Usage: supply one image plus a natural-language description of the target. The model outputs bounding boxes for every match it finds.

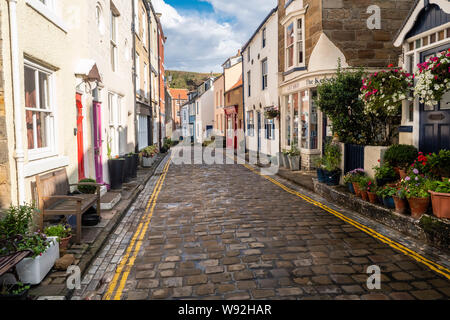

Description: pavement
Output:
[71,148,450,300]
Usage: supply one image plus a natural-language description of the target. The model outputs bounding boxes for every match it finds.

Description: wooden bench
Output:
[35,169,102,244]
[0,237,32,279]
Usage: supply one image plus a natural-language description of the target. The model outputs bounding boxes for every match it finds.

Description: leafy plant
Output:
[428,179,450,194]
[264,107,280,119]
[359,176,375,192]
[77,178,97,194]
[0,282,30,296]
[384,144,418,169]
[106,135,113,160]
[140,145,159,158]
[0,204,36,240]
[427,150,450,178]
[323,143,341,172]
[44,224,72,241]
[288,145,300,157]
[343,168,366,184]
[376,185,398,198]
[313,157,325,169]
[400,168,431,199]
[373,163,397,180]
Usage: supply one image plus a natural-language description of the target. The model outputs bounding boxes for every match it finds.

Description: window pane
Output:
[293,93,299,147]
[301,91,309,149]
[310,91,318,149]
[24,66,36,109]
[26,110,34,149]
[297,19,304,64]
[285,96,291,146]
[35,111,49,149]
[39,72,50,109]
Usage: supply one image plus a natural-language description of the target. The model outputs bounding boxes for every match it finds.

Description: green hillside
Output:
[166,70,221,91]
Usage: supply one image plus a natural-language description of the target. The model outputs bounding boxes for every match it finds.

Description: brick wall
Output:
[0,8,11,208]
[322,0,415,67]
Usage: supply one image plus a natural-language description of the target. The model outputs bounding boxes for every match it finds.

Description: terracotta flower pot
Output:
[394,167,401,177]
[59,235,72,251]
[352,182,361,197]
[360,190,369,201]
[367,191,378,204]
[399,169,407,180]
[407,197,430,220]
[393,196,409,215]
[429,191,450,219]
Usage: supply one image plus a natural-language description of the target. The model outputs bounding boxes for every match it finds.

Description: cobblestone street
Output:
[73,152,450,300]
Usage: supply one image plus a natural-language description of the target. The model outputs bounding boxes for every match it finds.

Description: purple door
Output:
[93,101,104,184]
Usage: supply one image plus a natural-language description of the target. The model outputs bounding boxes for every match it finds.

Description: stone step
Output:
[100,192,121,211]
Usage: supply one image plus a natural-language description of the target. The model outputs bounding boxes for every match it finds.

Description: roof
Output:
[168,88,188,100]
[225,75,243,94]
[241,6,278,53]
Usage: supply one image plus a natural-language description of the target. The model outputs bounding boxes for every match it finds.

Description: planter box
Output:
[430,191,450,219]
[142,157,155,168]
[288,155,300,171]
[16,237,59,285]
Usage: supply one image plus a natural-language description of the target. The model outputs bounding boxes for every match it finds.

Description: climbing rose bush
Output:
[360,66,414,116]
[415,49,450,107]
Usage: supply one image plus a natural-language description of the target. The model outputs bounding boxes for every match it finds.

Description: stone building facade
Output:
[277,0,415,170]
[0,9,11,208]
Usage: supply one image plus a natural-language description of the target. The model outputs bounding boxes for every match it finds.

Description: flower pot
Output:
[393,196,409,215]
[59,235,72,252]
[407,197,430,220]
[288,155,300,171]
[429,191,450,219]
[399,169,407,180]
[108,159,125,190]
[347,183,355,194]
[376,177,396,187]
[324,170,341,186]
[130,154,139,178]
[122,156,133,183]
[282,154,289,168]
[382,196,395,209]
[16,237,59,285]
[394,167,401,177]
[360,190,369,201]
[0,285,30,301]
[352,182,361,197]
[142,156,155,168]
[317,168,327,183]
[368,191,378,204]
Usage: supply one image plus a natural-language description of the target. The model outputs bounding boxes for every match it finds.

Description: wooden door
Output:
[419,45,450,153]
[76,94,85,180]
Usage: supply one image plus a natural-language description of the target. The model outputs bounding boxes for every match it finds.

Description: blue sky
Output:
[153,0,277,73]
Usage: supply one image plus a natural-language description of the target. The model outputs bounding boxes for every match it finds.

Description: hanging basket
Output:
[264,108,279,119]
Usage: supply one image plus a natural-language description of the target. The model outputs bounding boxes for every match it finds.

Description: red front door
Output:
[76,93,85,180]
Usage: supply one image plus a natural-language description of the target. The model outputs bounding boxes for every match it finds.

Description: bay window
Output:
[286,23,294,68]
[24,62,55,158]
[284,16,306,71]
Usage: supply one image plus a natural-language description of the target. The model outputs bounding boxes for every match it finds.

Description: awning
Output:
[75,59,102,82]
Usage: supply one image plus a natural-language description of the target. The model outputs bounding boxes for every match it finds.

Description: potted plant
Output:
[357,176,372,201]
[344,169,365,194]
[140,145,159,168]
[281,150,290,169]
[77,178,97,194]
[428,179,450,219]
[44,224,72,253]
[383,145,418,178]
[376,185,397,209]
[364,178,378,204]
[287,145,301,171]
[373,162,397,187]
[323,143,342,186]
[106,137,125,190]
[402,169,431,220]
[427,150,450,180]
[127,152,139,179]
[0,282,30,301]
[264,107,280,119]
[393,185,409,215]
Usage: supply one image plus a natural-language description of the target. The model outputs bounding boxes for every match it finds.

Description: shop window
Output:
[300,91,308,149]
[285,96,291,146]
[438,30,445,41]
[430,33,436,44]
[310,91,318,150]
[293,93,299,147]
[422,36,428,46]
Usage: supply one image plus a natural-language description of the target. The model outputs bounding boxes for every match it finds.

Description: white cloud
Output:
[152,0,277,73]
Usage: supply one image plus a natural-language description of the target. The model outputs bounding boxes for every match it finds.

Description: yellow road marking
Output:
[103,158,172,300]
[239,161,450,280]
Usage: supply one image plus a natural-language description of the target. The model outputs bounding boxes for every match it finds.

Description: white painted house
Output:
[242,7,279,158]
[194,78,215,144]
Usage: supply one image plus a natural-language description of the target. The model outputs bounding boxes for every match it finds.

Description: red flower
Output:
[388,64,394,68]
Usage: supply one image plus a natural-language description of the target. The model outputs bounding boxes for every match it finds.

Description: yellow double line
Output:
[242,163,450,280]
[103,157,172,300]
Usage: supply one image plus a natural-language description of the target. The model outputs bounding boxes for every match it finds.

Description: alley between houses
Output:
[72,151,450,300]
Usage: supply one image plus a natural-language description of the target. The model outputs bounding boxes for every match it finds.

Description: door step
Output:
[100,192,122,210]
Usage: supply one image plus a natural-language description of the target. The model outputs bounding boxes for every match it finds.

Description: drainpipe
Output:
[8,0,25,205]
[241,53,247,154]
[156,26,161,149]
[132,0,138,153]
[147,4,153,146]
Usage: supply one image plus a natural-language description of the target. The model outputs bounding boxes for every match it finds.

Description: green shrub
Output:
[0,204,36,240]
[78,178,97,194]
[373,163,397,180]
[44,224,72,240]
[323,143,341,171]
[384,144,418,169]
[427,150,450,178]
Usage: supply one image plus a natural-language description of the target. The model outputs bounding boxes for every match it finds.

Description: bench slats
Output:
[0,251,31,277]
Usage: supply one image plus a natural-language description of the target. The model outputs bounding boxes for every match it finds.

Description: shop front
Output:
[280,74,334,170]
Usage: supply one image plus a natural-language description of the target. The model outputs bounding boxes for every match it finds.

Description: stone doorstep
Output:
[29,154,167,300]
[312,179,450,253]
[100,192,122,211]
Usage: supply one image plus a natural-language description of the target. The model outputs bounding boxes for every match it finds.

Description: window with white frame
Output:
[264,117,275,140]
[247,111,255,136]
[144,63,148,98]
[142,10,147,47]
[108,92,123,156]
[262,27,266,48]
[110,10,118,72]
[136,53,140,94]
[286,23,294,68]
[297,18,304,65]
[262,59,268,90]
[24,62,55,157]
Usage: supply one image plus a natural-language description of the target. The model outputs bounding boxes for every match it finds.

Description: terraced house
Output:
[277,0,415,170]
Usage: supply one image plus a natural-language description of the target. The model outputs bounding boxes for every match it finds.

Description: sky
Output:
[152,0,277,73]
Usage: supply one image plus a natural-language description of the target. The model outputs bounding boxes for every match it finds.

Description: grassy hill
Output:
[166,70,221,91]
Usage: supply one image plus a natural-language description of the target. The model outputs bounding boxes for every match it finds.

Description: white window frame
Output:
[286,22,295,69]
[262,27,266,48]
[108,92,123,157]
[247,71,251,97]
[284,15,306,71]
[144,63,149,98]
[247,111,255,137]
[24,60,56,161]
[26,0,67,32]
[136,53,140,95]
[110,10,118,72]
[297,18,305,66]
[262,59,268,90]
[142,10,148,48]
